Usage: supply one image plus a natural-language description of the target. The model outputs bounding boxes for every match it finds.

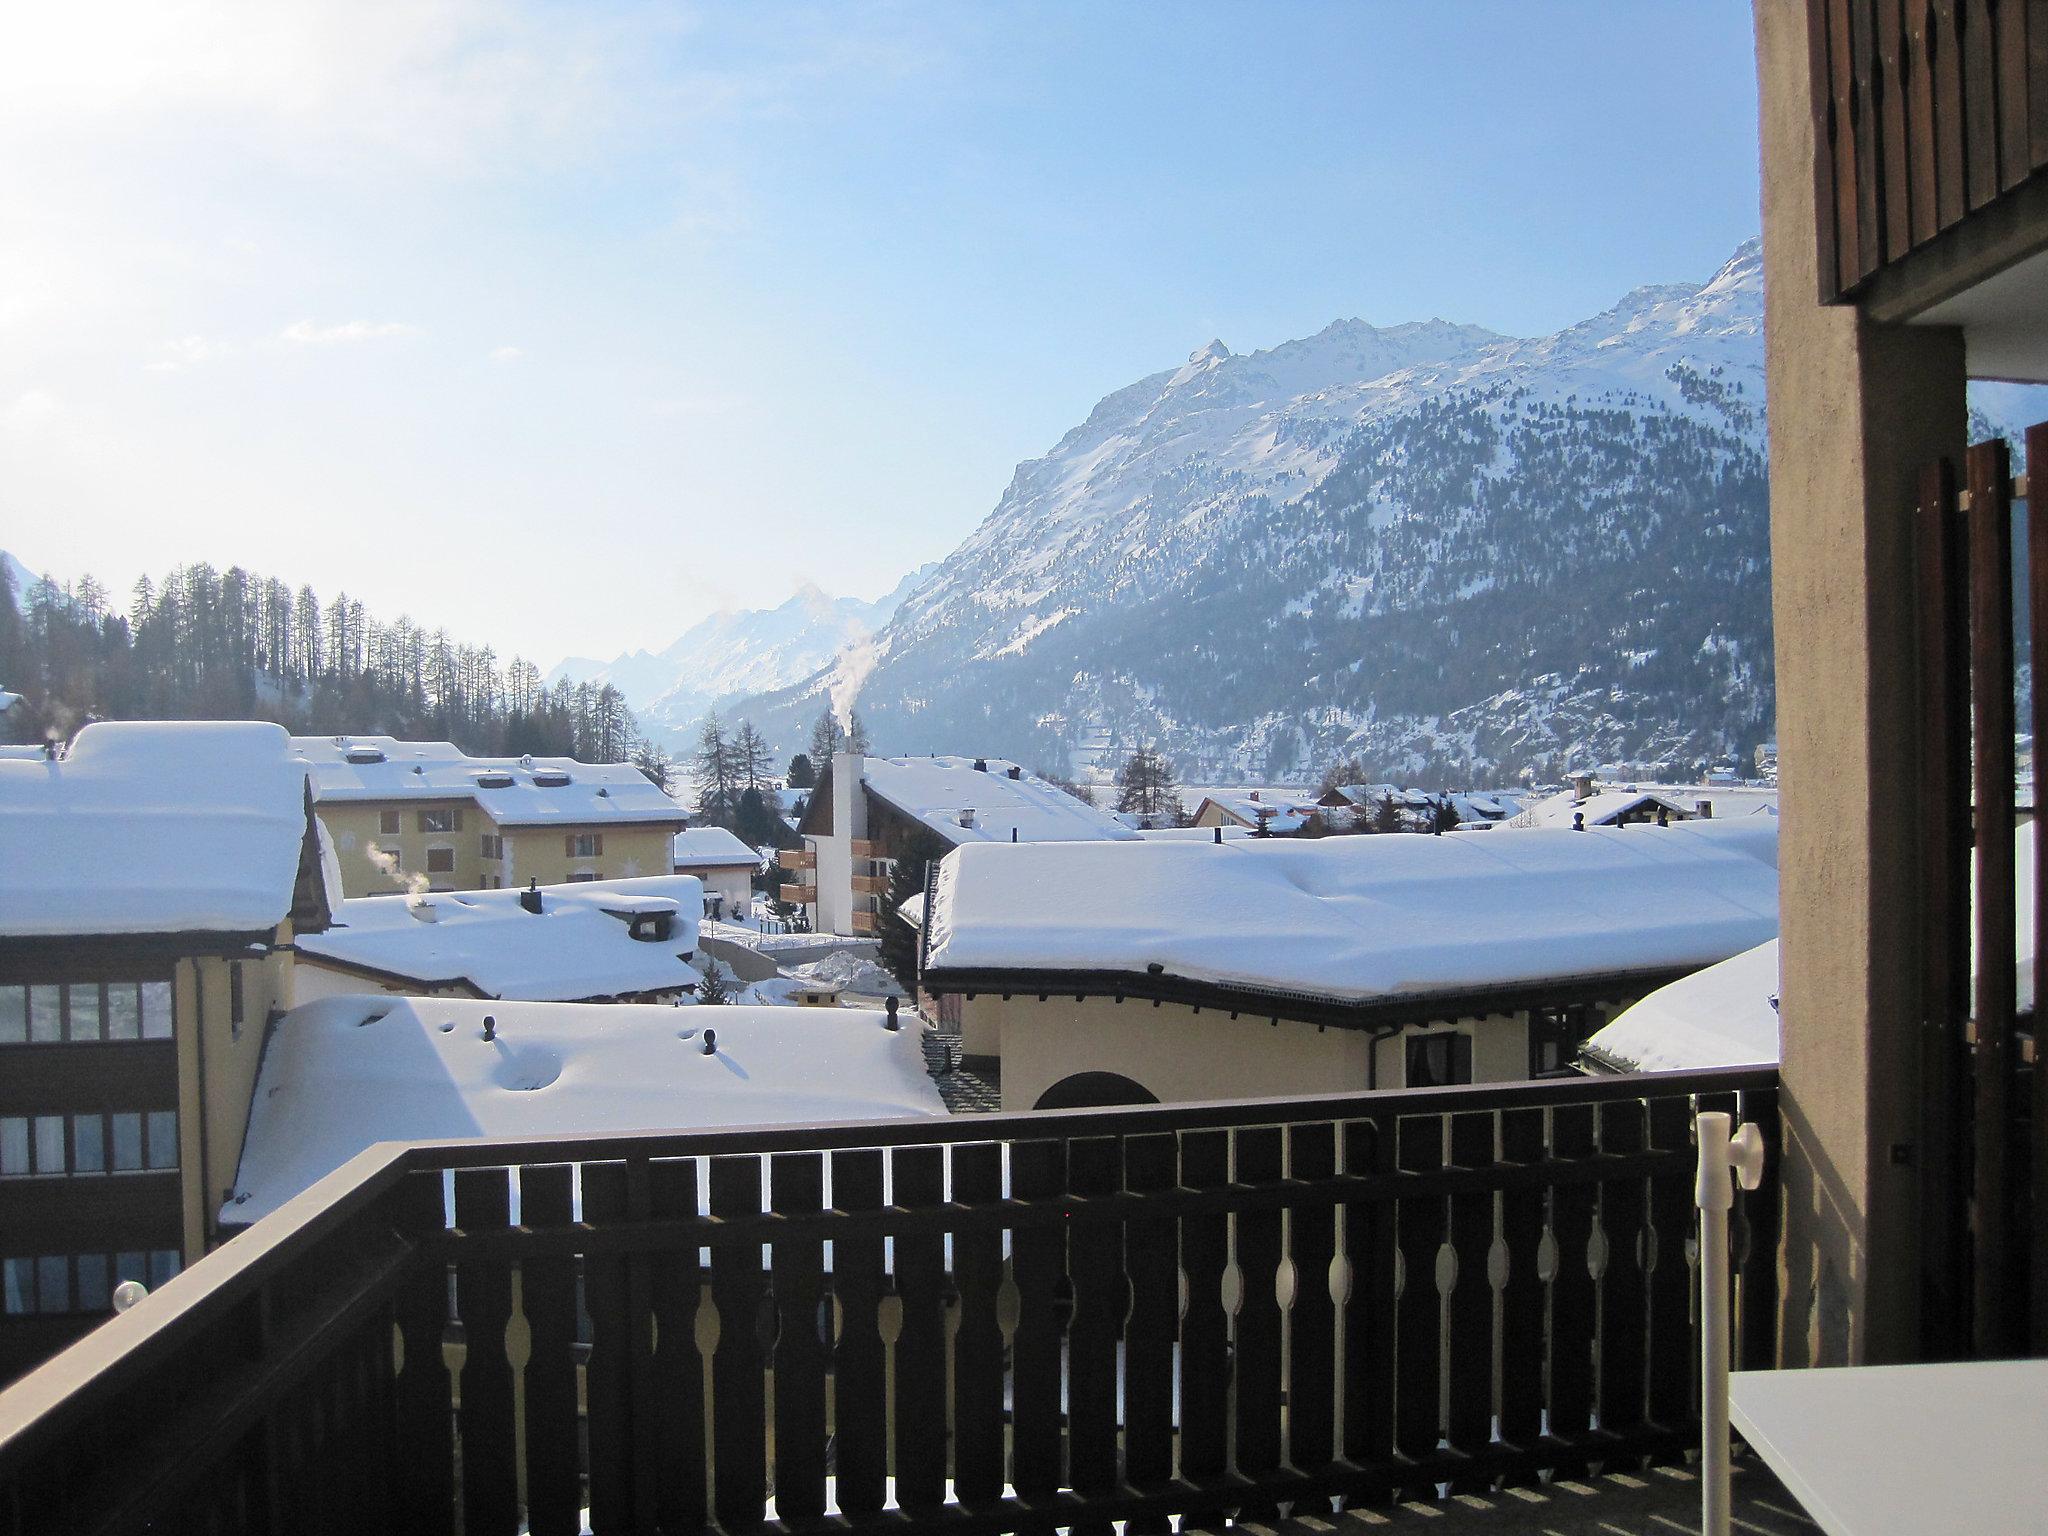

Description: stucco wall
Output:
[960,993,1533,1111]
[500,824,679,889]
[316,800,484,895]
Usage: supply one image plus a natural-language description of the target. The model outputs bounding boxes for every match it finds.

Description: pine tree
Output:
[632,737,674,793]
[733,719,774,791]
[878,828,947,996]
[1372,793,1404,834]
[697,958,732,1004]
[785,752,816,788]
[1114,746,1179,820]
[810,709,844,765]
[846,710,872,755]
[691,713,740,826]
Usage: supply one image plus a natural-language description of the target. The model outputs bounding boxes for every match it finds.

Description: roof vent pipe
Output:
[702,1028,717,1056]
[520,879,542,915]
[1007,766,1021,780]
[1011,827,1019,842]
[482,1015,496,1042]
[1214,826,1223,844]
[885,996,900,1031]
[1573,811,1585,831]
[973,758,987,772]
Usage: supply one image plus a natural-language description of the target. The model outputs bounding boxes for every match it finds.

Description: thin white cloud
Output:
[145,334,228,372]
[0,389,60,433]
[278,319,417,346]
[489,344,523,364]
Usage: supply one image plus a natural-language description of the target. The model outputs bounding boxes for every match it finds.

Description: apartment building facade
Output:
[0,722,335,1381]
[292,737,687,898]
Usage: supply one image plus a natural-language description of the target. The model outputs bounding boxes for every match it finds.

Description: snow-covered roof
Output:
[0,689,20,714]
[672,826,764,869]
[297,876,705,1001]
[292,736,686,828]
[860,756,1138,847]
[1509,783,1778,830]
[225,995,947,1226]
[0,720,323,938]
[1135,825,1255,842]
[1580,940,1781,1073]
[1585,821,2040,1072]
[1195,794,1314,833]
[925,819,1780,1009]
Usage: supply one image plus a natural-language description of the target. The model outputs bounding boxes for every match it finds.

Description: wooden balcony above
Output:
[850,909,880,934]
[1811,0,2048,312]
[778,882,816,905]
[776,848,815,871]
[850,874,888,896]
[848,838,879,858]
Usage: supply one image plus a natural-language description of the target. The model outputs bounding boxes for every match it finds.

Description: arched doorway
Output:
[1032,1071,1159,1111]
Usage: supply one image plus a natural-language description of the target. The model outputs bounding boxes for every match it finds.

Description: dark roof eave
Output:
[917,963,1697,1032]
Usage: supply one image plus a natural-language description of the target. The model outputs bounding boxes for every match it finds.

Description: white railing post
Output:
[1696,1108,1765,1536]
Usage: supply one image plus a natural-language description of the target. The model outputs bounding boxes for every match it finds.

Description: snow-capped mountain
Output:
[1,550,39,608]
[734,243,1780,783]
[550,567,935,749]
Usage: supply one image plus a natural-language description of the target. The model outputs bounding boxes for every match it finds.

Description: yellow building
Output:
[0,722,336,1380]
[291,737,688,898]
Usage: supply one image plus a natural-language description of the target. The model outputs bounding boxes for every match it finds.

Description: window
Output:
[1405,1031,1473,1089]
[567,832,603,858]
[0,985,23,1044]
[229,962,245,1038]
[147,1110,178,1170]
[33,1116,64,1175]
[36,1256,68,1314]
[568,871,600,883]
[110,1113,143,1172]
[480,833,503,860]
[141,981,173,1039]
[420,808,460,834]
[1529,1005,1593,1076]
[75,1253,110,1312]
[72,1114,105,1173]
[425,847,455,874]
[3,1258,31,1316]
[29,985,61,1042]
[115,1252,148,1288]
[105,982,141,1040]
[66,983,102,1041]
[0,1117,27,1176]
[379,809,401,836]
[149,1250,181,1287]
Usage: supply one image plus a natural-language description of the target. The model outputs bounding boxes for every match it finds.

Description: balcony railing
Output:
[777,849,816,872]
[0,1068,1779,1536]
[851,874,889,896]
[780,883,817,905]
[850,910,880,934]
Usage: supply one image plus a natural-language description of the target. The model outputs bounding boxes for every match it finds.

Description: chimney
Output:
[1214,826,1223,844]
[1696,800,1714,819]
[1007,765,1021,780]
[1571,772,1595,801]
[1011,827,1018,842]
[519,878,542,914]
[959,808,977,830]
[973,757,987,772]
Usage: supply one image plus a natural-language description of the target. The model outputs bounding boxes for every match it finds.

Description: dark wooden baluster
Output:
[770,1153,829,1524]
[1120,1132,1178,1534]
[1906,0,1940,245]
[1969,434,2018,1355]
[949,1143,1007,1512]
[453,1170,518,1536]
[2032,422,2048,1352]
[1644,1098,1695,1433]
[1964,0,2000,209]
[1735,1085,1783,1373]
[1547,1104,1599,1470]
[1595,1099,1649,1444]
[1932,1,1968,229]
[648,1158,706,1535]
[1876,0,1911,260]
[709,1156,768,1534]
[1340,1116,1397,1506]
[391,1169,456,1536]
[1496,1106,1545,1464]
[519,1165,582,1536]
[1996,0,2032,186]
[582,1162,634,1533]
[1850,0,1881,274]
[1177,1129,1231,1527]
[1066,1136,1122,1536]
[1393,1115,1445,1489]
[1233,1126,1285,1518]
[1008,1139,1068,1533]
[1285,1122,1337,1511]
[890,1144,948,1520]
[829,1149,887,1524]
[1445,1110,1495,1479]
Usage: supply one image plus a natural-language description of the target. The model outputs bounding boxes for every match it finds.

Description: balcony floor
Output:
[1259,1460,1816,1535]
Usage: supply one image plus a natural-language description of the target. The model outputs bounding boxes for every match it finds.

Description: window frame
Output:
[1404,1029,1474,1089]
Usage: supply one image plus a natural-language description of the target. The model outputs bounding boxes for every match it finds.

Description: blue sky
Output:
[0,2,1762,664]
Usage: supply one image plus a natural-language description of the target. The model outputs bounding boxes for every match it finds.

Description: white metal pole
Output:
[1697,1109,1765,1536]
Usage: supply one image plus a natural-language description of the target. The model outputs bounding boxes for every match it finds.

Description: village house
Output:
[670,826,763,920]
[1187,790,1318,835]
[0,722,336,1379]
[919,817,1780,1110]
[292,736,688,897]
[1505,771,1779,831]
[785,751,1136,937]
[292,875,706,1005]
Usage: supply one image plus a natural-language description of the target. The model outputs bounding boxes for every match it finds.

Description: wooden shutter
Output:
[594,833,604,857]
[565,834,575,858]
[454,808,464,832]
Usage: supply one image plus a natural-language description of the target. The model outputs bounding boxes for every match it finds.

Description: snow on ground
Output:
[926,818,1779,1004]
[1587,822,2038,1071]
[790,949,905,999]
[224,995,946,1227]
[861,756,1138,846]
[0,720,317,937]
[297,876,704,1001]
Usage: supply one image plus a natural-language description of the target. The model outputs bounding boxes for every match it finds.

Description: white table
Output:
[1730,1358,2048,1536]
